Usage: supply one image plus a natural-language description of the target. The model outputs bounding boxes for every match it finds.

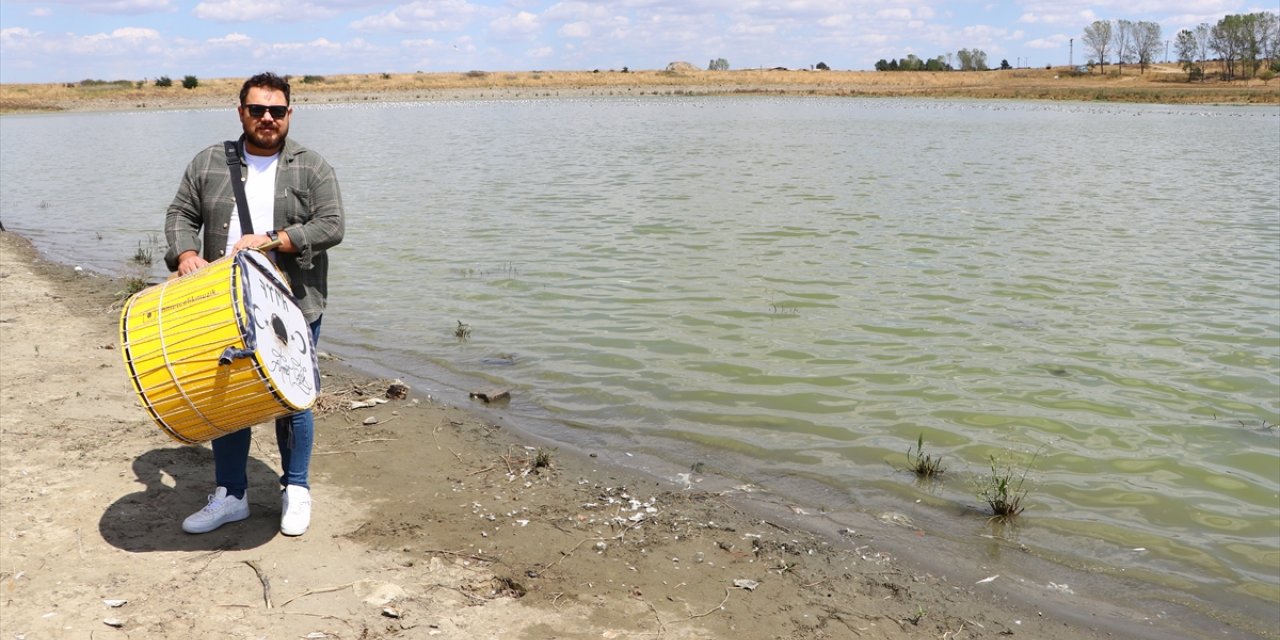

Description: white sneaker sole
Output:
[182,509,250,534]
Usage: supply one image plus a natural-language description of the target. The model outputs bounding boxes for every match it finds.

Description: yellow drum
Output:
[119,250,319,444]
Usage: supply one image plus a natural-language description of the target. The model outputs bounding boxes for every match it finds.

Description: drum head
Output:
[237,251,318,410]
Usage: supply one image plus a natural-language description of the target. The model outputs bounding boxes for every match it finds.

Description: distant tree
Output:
[1260,69,1276,85]
[1134,21,1162,74]
[1176,29,1204,81]
[155,76,172,87]
[1083,20,1113,72]
[1000,59,1012,70]
[1262,13,1280,69]
[1113,19,1134,72]
[955,49,988,71]
[1239,13,1268,77]
[182,75,198,89]
[708,58,730,71]
[887,59,899,71]
[1211,14,1246,78]
[924,56,949,71]
[815,61,830,70]
[1195,24,1212,69]
[874,59,889,71]
[900,54,924,71]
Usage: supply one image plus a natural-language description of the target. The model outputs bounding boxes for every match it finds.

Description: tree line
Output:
[874,49,990,72]
[1173,13,1279,81]
[1081,20,1164,74]
[1085,13,1279,80]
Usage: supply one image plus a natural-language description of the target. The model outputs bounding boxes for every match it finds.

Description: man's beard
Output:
[246,124,287,153]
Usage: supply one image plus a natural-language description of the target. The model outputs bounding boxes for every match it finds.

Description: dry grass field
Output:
[1,64,1277,113]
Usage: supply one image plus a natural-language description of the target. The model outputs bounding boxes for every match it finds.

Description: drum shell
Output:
[119,252,316,444]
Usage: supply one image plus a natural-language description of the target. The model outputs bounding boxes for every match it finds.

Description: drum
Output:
[119,250,319,444]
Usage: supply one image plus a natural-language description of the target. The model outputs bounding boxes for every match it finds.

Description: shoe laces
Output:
[202,493,233,513]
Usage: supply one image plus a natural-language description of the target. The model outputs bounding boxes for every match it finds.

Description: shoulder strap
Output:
[224,140,254,235]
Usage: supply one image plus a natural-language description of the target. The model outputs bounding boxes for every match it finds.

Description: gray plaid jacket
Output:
[164,135,345,323]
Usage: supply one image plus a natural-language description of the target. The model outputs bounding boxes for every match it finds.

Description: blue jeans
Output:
[212,318,321,497]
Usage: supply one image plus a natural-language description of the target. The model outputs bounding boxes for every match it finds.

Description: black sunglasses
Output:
[244,104,289,119]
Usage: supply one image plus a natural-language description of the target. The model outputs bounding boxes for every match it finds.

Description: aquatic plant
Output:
[132,239,154,266]
[906,433,945,478]
[976,450,1041,520]
[454,320,471,341]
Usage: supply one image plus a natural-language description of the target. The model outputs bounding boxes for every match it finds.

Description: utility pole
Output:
[1165,40,1170,63]
[1069,38,1074,68]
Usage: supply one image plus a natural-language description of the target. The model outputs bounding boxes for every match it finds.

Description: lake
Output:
[2,96,1277,629]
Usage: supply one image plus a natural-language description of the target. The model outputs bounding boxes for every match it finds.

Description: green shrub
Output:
[182,75,198,89]
[155,76,172,87]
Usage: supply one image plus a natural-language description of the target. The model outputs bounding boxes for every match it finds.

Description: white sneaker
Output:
[182,487,250,534]
[280,485,311,536]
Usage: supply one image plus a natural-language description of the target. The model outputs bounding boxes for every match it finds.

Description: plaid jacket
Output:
[164,135,345,323]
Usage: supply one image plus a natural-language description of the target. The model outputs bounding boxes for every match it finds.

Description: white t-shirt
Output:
[225,151,279,256]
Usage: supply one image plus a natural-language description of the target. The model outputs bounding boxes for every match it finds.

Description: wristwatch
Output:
[266,230,279,243]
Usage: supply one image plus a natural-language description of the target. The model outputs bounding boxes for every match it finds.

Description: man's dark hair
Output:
[239,72,291,105]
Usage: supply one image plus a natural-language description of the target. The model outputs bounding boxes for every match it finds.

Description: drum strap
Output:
[223,140,255,235]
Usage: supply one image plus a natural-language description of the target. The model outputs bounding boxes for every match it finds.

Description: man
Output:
[164,72,345,536]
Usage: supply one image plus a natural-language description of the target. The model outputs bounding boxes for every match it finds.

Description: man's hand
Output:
[176,251,208,276]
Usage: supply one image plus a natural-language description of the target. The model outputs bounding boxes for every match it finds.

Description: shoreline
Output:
[2,229,1270,639]
[3,68,1278,115]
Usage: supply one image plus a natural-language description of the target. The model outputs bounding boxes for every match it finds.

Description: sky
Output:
[0,0,1272,84]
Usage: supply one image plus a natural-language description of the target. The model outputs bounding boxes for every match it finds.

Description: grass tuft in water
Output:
[454,320,471,341]
[906,433,944,478]
[132,242,153,266]
[976,449,1042,521]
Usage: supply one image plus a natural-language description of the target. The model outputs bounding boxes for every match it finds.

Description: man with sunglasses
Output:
[164,71,345,537]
